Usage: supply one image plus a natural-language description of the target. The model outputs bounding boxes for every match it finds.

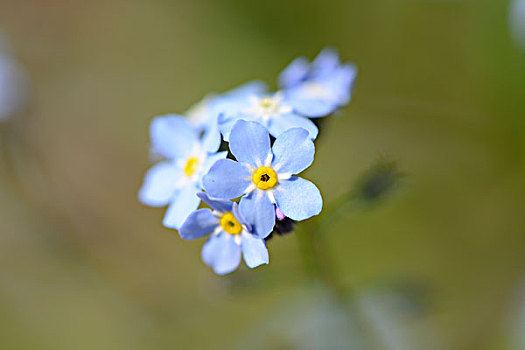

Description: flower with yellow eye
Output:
[185,80,267,132]
[179,193,269,275]
[213,91,319,142]
[138,115,227,230]
[203,120,323,238]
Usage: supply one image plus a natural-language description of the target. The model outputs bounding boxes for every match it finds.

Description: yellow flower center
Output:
[252,166,278,190]
[183,157,199,177]
[258,97,279,112]
[220,212,242,235]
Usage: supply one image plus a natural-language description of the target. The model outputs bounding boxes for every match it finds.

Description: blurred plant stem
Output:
[296,160,402,350]
[297,214,387,350]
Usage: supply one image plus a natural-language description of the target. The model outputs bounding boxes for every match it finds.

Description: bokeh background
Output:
[0,0,524,349]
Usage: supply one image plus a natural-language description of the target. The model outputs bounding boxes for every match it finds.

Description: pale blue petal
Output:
[272,128,315,175]
[268,113,318,140]
[201,234,220,267]
[274,177,322,221]
[217,114,239,142]
[162,184,201,229]
[179,209,219,240]
[229,120,271,167]
[199,151,228,189]
[288,96,336,118]
[212,94,252,123]
[138,161,181,207]
[203,159,251,199]
[150,115,198,159]
[241,232,269,268]
[239,192,275,239]
[232,202,251,231]
[197,192,233,213]
[201,233,241,275]
[201,120,221,153]
[312,47,340,78]
[218,113,258,142]
[278,56,310,88]
[332,64,358,105]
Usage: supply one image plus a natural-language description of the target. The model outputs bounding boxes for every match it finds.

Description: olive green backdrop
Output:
[0,0,524,349]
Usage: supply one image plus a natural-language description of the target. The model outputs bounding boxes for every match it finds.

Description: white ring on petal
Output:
[267,190,276,204]
[277,172,292,181]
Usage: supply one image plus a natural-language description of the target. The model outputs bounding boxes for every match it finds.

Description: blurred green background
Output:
[0,0,524,349]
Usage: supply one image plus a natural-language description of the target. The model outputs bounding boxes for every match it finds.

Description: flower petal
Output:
[272,128,315,175]
[179,208,219,240]
[213,93,254,142]
[150,115,198,159]
[274,177,322,221]
[138,161,181,207]
[162,184,201,229]
[232,202,251,231]
[311,47,340,78]
[201,233,241,275]
[229,120,271,167]
[200,120,221,153]
[197,192,233,213]
[333,63,358,105]
[218,113,259,142]
[241,232,269,268]
[268,113,318,140]
[203,159,251,199]
[199,151,228,189]
[239,191,275,239]
[278,56,310,88]
[217,114,238,142]
[288,96,336,118]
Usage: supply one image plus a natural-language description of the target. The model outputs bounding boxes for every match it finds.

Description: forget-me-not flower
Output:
[138,115,227,229]
[213,90,320,141]
[180,192,269,275]
[203,120,323,238]
[186,80,267,134]
[278,48,357,117]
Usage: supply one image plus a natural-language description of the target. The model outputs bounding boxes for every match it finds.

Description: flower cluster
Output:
[139,48,357,274]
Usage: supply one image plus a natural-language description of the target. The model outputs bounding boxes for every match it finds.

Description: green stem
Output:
[296,209,387,350]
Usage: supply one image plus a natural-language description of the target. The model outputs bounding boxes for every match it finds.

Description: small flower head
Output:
[243,93,293,122]
[214,91,319,142]
[203,120,323,238]
[186,80,268,132]
[179,193,269,275]
[138,115,227,229]
[278,48,357,117]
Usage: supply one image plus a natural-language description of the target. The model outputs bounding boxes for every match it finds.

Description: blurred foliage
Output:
[0,0,524,349]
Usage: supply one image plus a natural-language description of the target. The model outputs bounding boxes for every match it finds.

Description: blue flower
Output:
[185,80,268,134]
[214,91,319,141]
[138,115,227,229]
[278,48,357,117]
[180,192,269,275]
[203,120,323,238]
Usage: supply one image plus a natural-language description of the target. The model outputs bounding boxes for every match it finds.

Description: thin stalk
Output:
[296,207,387,350]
